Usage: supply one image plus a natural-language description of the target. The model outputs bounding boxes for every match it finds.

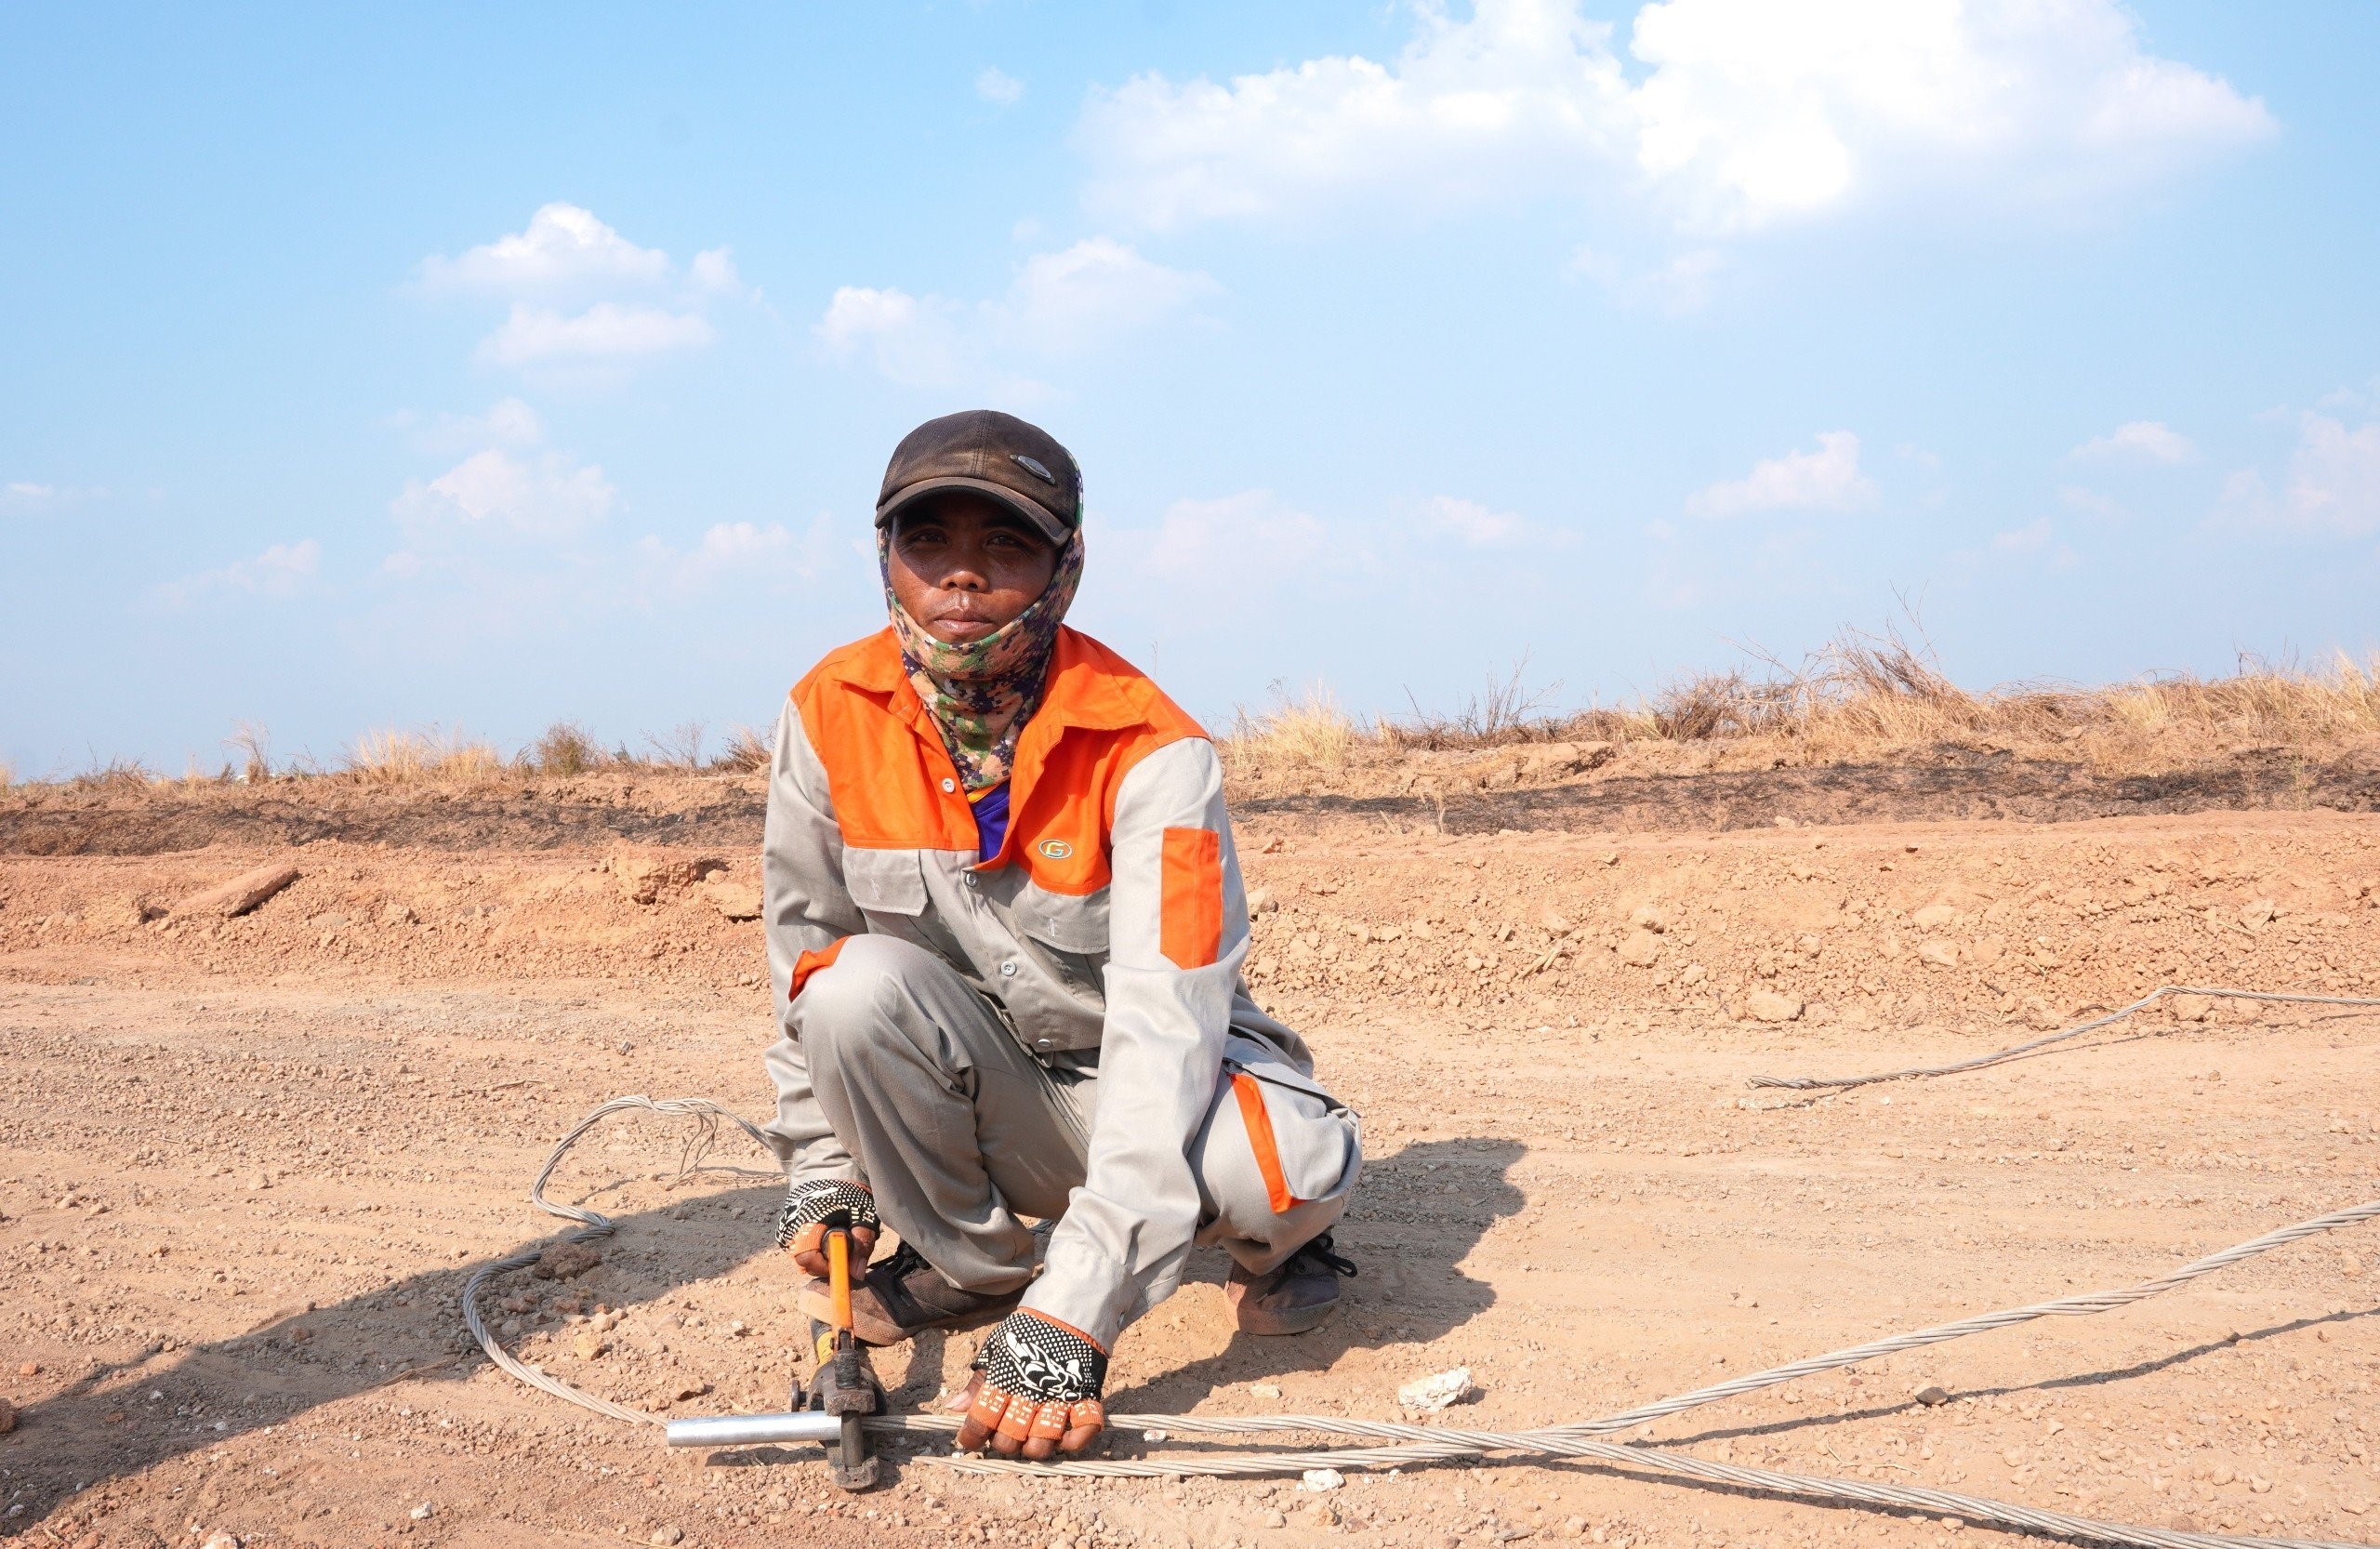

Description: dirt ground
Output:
[4,777,2378,1549]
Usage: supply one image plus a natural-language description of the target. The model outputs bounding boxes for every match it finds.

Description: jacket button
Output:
[999,961,1018,977]
[1036,1038,1053,1048]
[964,873,979,890]
[941,777,957,793]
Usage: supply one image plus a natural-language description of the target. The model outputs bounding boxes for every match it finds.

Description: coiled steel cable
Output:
[469,992,2380,1549]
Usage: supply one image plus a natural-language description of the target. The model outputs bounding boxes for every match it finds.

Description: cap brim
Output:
[876,477,1071,546]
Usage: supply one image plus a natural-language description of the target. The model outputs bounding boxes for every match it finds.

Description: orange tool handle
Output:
[826,1226,853,1335]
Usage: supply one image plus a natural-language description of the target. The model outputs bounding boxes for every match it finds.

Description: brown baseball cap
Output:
[875,409,1083,546]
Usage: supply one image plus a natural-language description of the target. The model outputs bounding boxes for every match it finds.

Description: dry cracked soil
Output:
[4,773,2378,1549]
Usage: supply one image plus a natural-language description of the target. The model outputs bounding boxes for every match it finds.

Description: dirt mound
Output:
[1254,747,2380,835]
[0,775,766,857]
[11,746,2379,859]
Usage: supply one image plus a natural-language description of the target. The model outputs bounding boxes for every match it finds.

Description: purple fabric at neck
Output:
[970,782,1012,862]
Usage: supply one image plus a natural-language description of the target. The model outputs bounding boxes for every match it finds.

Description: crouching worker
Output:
[760,411,1362,1460]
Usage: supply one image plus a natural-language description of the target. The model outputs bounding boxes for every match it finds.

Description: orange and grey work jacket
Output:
[760,624,1321,1341]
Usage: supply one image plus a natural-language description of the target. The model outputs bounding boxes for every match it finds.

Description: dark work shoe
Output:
[800,1240,1025,1347]
[1226,1231,1358,1336]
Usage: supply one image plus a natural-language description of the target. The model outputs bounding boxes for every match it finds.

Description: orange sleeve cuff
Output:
[789,936,850,1002]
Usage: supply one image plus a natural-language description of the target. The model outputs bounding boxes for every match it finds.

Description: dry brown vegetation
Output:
[1223,633,2380,794]
[13,634,2380,802]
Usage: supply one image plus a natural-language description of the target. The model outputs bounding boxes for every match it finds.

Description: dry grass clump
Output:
[1226,684,1364,777]
[226,721,272,784]
[529,720,605,776]
[718,722,774,774]
[344,726,508,784]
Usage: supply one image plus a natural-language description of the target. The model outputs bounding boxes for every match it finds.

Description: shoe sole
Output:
[1234,1298,1342,1337]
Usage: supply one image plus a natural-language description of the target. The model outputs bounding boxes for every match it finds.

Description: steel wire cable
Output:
[466,994,2380,1549]
[460,1095,779,1425]
[1749,985,2380,1092]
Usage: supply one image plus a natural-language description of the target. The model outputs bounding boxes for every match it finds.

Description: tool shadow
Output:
[1101,1136,1527,1420]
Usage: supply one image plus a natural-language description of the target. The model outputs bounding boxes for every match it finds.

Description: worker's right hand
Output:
[955,1310,1108,1461]
[774,1178,880,1278]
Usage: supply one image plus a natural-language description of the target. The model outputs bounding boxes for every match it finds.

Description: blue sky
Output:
[6,1,2377,776]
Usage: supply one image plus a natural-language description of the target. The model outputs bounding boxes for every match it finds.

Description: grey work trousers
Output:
[790,934,1358,1302]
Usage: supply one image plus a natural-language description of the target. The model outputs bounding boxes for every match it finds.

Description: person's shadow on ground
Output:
[1101,1135,1527,1420]
[6,1176,791,1542]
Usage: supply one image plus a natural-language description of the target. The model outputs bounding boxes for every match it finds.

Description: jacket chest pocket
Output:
[1009,883,1110,993]
[842,847,928,921]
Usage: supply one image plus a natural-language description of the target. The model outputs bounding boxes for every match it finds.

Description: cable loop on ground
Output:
[1749,985,2380,1092]
[464,992,2380,1549]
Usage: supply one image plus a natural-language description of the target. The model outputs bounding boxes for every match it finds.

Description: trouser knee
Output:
[791,934,944,1077]
[1192,1063,1362,1274]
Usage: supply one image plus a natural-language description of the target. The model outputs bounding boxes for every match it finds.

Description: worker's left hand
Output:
[774,1178,881,1278]
[954,1310,1107,1461]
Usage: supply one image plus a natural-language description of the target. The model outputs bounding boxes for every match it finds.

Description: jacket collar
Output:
[832,626,1149,733]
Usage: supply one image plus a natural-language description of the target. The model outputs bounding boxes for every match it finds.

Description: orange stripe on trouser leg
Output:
[1159,826,1223,969]
[788,936,850,1001]
[1231,1071,1304,1215]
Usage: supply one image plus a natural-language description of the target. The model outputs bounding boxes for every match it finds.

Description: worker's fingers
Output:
[994,1396,1039,1454]
[939,1371,985,1415]
[1058,1398,1105,1455]
[788,1224,879,1278]
[960,1384,1011,1452]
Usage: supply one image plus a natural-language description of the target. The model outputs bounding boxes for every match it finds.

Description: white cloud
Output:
[2070,418,2196,463]
[815,239,1213,388]
[978,67,1025,106]
[688,247,747,298]
[1000,238,1218,352]
[4,481,111,512]
[1136,491,1331,589]
[1990,516,2052,554]
[479,302,714,366]
[2215,413,2380,539]
[420,203,671,294]
[628,514,840,599]
[396,397,546,455]
[1687,430,1878,517]
[816,286,971,390]
[1079,0,2273,236]
[1419,495,1568,548]
[156,538,322,604]
[2057,483,2123,519]
[391,448,616,542]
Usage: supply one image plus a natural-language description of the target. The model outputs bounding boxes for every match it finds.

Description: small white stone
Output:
[1302,1468,1344,1491]
[1248,1383,1283,1399]
[1396,1367,1476,1410]
[410,1502,434,1521]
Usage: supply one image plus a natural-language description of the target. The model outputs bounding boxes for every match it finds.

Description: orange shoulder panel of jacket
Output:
[791,628,906,704]
[789,629,974,851]
[1042,629,1207,740]
[992,629,1213,893]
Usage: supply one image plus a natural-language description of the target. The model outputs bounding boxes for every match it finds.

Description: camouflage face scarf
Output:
[881,525,1085,792]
